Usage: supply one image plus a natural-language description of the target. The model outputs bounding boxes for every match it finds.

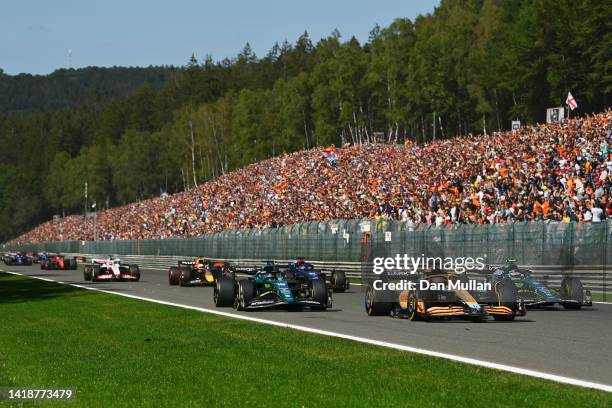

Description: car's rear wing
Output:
[211,262,229,268]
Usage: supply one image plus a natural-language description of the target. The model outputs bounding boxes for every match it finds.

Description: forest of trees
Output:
[0,66,174,112]
[1,0,610,242]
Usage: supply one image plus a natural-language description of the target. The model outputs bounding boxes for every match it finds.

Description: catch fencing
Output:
[4,219,611,298]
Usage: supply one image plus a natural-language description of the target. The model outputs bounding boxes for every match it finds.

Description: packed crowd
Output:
[11,111,611,244]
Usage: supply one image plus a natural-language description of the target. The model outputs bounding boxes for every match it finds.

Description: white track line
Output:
[2,269,612,393]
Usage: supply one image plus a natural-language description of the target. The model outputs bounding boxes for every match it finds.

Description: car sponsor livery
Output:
[83,257,141,282]
[40,254,78,270]
[214,263,332,311]
[3,252,33,266]
[366,271,526,321]
[286,257,350,293]
[487,260,592,309]
[168,258,235,286]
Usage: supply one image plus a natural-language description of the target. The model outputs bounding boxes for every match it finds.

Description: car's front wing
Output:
[93,273,138,281]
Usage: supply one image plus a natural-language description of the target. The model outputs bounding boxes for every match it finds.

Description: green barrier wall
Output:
[4,220,611,267]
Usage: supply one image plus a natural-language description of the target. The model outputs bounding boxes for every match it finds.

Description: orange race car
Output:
[365,271,526,322]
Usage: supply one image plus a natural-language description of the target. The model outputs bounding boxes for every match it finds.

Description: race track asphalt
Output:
[3,263,612,386]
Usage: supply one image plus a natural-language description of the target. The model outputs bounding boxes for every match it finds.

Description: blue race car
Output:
[487,260,592,310]
[214,263,332,311]
[33,252,51,264]
[285,258,349,292]
[3,252,33,266]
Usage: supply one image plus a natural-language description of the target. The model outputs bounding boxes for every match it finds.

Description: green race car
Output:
[214,263,332,311]
[487,260,592,309]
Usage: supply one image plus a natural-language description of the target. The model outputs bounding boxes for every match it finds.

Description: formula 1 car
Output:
[168,258,235,286]
[40,254,78,270]
[365,271,526,321]
[487,260,592,309]
[3,252,33,266]
[83,257,141,282]
[285,257,349,292]
[214,263,332,311]
[32,252,51,263]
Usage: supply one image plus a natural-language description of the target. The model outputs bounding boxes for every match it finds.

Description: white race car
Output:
[83,257,141,282]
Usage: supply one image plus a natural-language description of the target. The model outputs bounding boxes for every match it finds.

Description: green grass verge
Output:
[591,293,611,302]
[1,273,611,408]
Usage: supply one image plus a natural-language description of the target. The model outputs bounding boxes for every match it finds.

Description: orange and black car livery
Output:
[365,271,526,322]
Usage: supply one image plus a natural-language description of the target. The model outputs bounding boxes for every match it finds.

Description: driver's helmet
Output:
[257,271,274,281]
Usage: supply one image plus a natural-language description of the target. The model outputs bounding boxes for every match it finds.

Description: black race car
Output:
[168,258,235,286]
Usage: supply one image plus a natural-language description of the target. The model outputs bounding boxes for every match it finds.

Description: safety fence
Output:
[4,219,611,296]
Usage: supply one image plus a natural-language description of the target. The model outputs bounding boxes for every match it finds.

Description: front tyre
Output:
[493,278,518,321]
[234,279,256,311]
[308,279,328,311]
[365,284,393,316]
[129,265,141,282]
[331,270,347,293]
[214,277,236,307]
[561,277,583,310]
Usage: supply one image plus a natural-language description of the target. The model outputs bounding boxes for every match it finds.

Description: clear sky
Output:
[0,0,439,75]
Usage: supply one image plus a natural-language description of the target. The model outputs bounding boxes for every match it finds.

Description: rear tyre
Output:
[561,277,583,310]
[70,258,78,270]
[365,284,393,316]
[129,265,141,282]
[234,279,256,311]
[310,279,328,311]
[83,266,93,281]
[331,270,347,292]
[179,267,191,286]
[214,277,236,307]
[493,278,518,321]
[285,270,296,281]
[92,265,101,282]
[168,267,180,285]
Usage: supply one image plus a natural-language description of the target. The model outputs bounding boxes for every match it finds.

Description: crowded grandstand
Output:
[11,110,611,244]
